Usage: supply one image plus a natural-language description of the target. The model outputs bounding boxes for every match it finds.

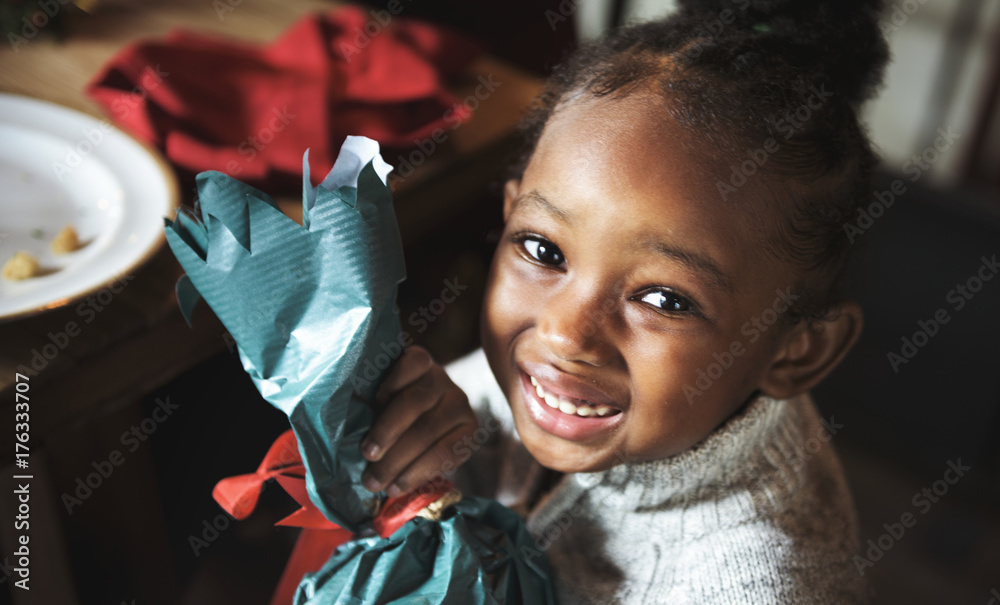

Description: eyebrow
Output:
[510,189,572,223]
[641,238,734,294]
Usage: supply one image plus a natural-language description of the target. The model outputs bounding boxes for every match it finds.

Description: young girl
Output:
[358,0,888,601]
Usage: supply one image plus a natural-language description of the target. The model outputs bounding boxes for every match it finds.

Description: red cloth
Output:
[214,429,455,605]
[85,6,480,193]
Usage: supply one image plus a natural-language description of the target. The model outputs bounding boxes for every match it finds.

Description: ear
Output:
[757,300,863,399]
[502,179,520,221]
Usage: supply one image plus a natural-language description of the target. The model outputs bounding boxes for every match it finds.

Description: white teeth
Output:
[530,375,616,418]
[558,400,578,415]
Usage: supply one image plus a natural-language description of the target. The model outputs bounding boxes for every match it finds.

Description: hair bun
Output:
[676,0,889,107]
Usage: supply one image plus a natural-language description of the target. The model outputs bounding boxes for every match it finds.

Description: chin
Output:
[507,406,624,473]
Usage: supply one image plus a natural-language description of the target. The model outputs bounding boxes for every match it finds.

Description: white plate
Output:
[0,94,178,321]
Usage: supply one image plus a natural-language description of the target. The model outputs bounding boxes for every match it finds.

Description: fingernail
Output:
[363,474,381,492]
[386,483,403,498]
[362,440,380,460]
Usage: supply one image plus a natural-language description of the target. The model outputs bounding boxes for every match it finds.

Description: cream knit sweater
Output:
[445,348,868,604]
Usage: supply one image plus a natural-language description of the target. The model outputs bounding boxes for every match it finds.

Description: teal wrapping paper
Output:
[164,136,556,604]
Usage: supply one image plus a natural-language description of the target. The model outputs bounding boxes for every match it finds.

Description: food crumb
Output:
[51,225,80,254]
[2,251,40,281]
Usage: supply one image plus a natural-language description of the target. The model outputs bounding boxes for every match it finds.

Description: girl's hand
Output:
[360,346,477,498]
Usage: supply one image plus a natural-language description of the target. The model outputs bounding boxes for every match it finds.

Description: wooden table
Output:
[0,2,541,602]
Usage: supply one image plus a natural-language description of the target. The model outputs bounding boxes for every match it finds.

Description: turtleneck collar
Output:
[529,392,820,524]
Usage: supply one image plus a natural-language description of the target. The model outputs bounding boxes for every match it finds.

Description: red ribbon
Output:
[213,429,454,605]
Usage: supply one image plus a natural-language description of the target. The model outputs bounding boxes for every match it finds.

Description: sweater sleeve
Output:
[443,348,519,501]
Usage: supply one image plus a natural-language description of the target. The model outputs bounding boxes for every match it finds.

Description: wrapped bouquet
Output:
[164,136,555,604]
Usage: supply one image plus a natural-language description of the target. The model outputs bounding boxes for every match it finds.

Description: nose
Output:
[535,283,617,367]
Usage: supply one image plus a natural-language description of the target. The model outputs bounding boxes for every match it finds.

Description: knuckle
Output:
[409,345,433,368]
[462,403,478,427]
[432,442,453,467]
[405,383,432,408]
[397,465,428,492]
[391,472,412,492]
[412,414,439,443]
[365,464,388,485]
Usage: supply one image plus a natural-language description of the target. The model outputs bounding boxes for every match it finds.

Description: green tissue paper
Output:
[164,136,555,604]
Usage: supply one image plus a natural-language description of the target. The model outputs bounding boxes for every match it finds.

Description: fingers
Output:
[364,419,476,498]
[361,345,478,497]
[362,369,439,462]
[374,346,433,406]
[385,425,474,497]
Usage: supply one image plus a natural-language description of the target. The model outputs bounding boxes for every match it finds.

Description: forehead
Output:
[529,91,735,205]
[521,92,779,285]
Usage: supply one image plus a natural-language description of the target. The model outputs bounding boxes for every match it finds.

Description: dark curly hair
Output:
[511,0,890,323]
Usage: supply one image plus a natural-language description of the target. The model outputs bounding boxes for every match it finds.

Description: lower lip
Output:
[518,371,623,442]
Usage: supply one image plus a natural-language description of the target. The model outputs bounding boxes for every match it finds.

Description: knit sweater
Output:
[444,348,868,604]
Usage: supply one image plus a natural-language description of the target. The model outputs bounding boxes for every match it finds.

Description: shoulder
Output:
[662,511,868,603]
[442,347,495,397]
[661,393,868,603]
[602,502,869,604]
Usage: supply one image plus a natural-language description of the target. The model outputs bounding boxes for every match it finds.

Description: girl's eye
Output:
[638,289,693,314]
[522,237,565,266]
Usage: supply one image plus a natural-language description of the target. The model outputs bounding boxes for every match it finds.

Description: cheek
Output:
[483,248,543,341]
[622,336,762,459]
[626,328,759,409]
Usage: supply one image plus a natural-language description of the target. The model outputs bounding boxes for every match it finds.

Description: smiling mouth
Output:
[528,375,621,418]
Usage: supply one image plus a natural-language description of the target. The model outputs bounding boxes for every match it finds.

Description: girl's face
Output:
[481,92,803,472]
